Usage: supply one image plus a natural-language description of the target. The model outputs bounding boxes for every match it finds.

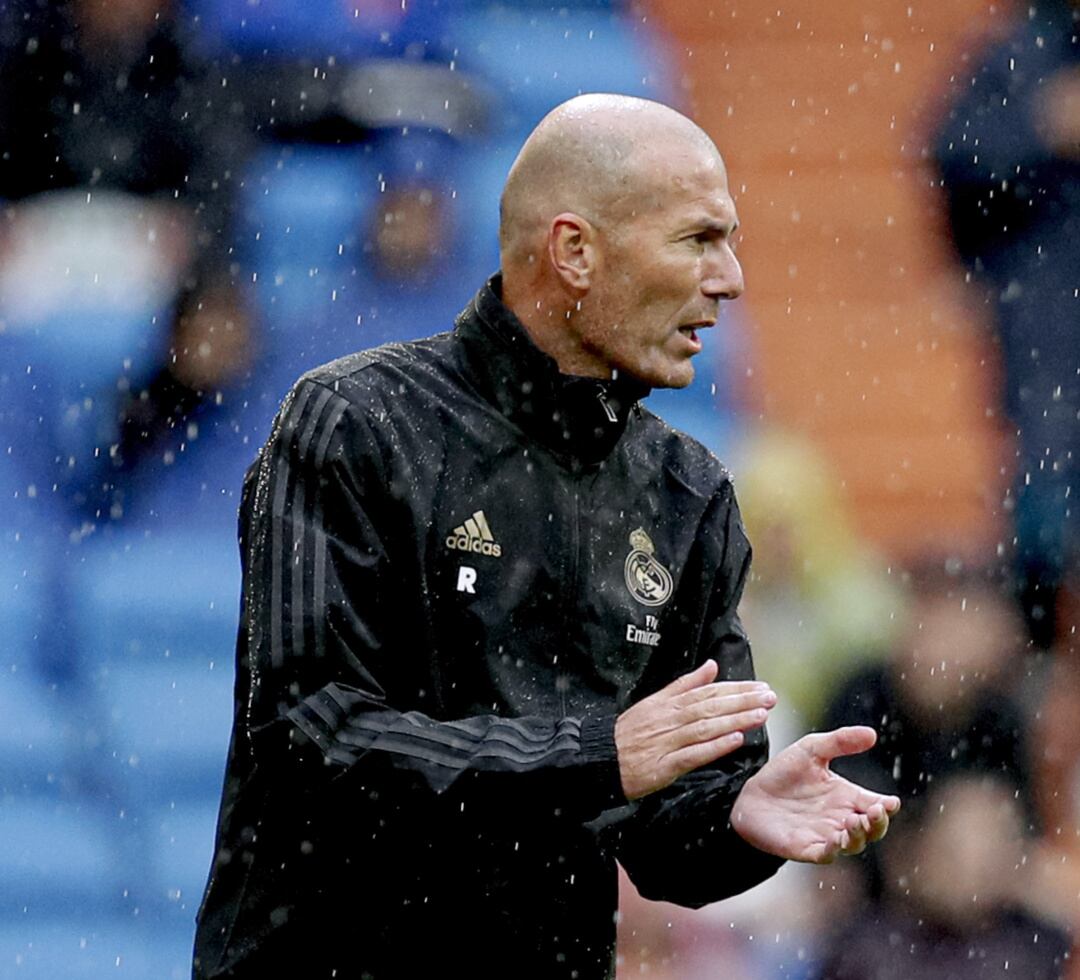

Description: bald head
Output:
[499,95,722,270]
[496,94,742,388]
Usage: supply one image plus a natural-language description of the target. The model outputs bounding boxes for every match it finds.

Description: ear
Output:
[548,212,596,291]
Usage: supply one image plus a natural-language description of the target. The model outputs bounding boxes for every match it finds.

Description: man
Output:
[193,94,899,979]
[934,0,1079,648]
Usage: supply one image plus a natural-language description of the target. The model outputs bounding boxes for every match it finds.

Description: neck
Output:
[501,273,609,380]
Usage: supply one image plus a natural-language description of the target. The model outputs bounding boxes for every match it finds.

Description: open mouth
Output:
[677,325,706,353]
[678,321,713,345]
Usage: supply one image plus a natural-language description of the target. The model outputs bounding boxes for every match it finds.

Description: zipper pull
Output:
[596,387,618,423]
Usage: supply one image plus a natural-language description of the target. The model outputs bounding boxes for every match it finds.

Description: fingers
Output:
[839,801,896,854]
[847,783,902,817]
[663,659,720,696]
[678,687,777,724]
[829,799,897,861]
[665,662,773,703]
[664,730,748,775]
[660,701,772,780]
[677,704,771,751]
[677,679,774,708]
[803,725,878,763]
[615,663,776,800]
[666,686,776,758]
[865,801,896,843]
[839,812,872,856]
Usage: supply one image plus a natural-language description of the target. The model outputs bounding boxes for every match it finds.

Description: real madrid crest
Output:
[624,527,673,607]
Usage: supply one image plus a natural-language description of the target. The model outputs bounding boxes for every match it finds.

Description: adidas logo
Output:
[445,510,502,558]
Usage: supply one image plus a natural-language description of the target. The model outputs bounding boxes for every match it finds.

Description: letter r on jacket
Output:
[456,566,477,594]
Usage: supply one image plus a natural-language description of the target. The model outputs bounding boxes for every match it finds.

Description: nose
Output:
[702,243,744,301]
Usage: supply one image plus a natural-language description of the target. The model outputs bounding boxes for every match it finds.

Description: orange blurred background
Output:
[648,0,1014,563]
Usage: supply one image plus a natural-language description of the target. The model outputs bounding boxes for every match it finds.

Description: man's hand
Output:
[731,726,901,864]
[615,659,776,801]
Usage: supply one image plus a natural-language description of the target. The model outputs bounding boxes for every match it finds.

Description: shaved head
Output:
[497,94,743,389]
[499,94,722,269]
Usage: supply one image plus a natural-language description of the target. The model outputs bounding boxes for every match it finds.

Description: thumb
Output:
[804,726,878,764]
[665,658,719,696]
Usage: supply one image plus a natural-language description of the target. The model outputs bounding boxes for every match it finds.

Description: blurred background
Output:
[0,0,1076,977]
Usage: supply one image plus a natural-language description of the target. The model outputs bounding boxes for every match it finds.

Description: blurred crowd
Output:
[0,0,1077,978]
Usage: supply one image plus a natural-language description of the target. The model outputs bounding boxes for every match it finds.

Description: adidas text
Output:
[445,510,503,558]
[446,535,502,558]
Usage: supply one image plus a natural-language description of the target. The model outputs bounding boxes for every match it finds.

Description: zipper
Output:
[554,478,583,715]
[596,387,617,423]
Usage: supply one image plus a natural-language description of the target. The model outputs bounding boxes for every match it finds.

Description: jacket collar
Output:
[454,274,650,466]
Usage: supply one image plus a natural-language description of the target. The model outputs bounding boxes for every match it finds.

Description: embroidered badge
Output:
[624,528,673,607]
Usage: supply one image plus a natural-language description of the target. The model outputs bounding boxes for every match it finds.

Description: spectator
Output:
[737,429,903,738]
[816,773,1071,980]
[934,0,1080,648]
[365,131,458,286]
[0,0,252,518]
[1021,616,1080,951]
[825,566,1032,815]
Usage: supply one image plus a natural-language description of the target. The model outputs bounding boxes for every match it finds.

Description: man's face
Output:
[578,143,743,389]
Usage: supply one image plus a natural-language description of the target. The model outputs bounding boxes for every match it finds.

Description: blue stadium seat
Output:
[67,529,240,670]
[59,526,237,818]
[0,672,68,797]
[0,917,193,980]
[152,799,223,924]
[0,273,173,521]
[449,5,674,138]
[99,659,234,802]
[0,487,49,677]
[185,0,454,61]
[0,797,131,918]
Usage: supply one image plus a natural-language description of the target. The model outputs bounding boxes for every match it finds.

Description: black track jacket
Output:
[193,276,783,979]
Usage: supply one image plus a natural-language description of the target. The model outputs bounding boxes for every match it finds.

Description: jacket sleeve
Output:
[238,377,626,820]
[601,482,785,906]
